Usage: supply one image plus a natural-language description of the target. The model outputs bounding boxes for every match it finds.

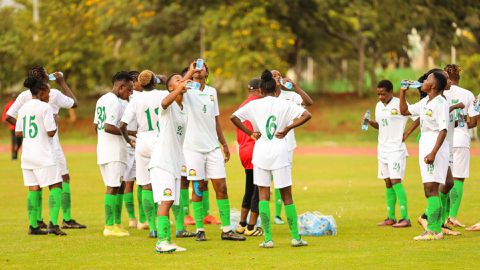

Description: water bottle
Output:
[362,110,370,131]
[48,72,63,81]
[279,78,293,90]
[155,76,161,84]
[475,94,480,112]
[457,110,465,128]
[400,80,422,89]
[195,58,204,71]
[186,81,201,90]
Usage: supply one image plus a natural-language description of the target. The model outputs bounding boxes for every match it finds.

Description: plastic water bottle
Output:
[155,76,161,84]
[457,110,465,128]
[475,94,480,112]
[280,78,293,90]
[186,81,201,90]
[400,80,422,89]
[195,58,204,71]
[361,110,370,131]
[48,72,63,81]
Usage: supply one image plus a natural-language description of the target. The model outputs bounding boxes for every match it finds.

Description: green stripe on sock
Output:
[259,200,272,242]
[274,189,282,217]
[61,182,71,222]
[285,204,300,240]
[157,215,169,242]
[449,180,464,218]
[192,201,204,230]
[439,192,448,224]
[137,186,146,223]
[115,194,123,225]
[202,190,210,217]
[216,199,231,229]
[105,194,115,226]
[392,183,409,221]
[386,187,396,220]
[28,191,40,228]
[37,189,43,222]
[49,187,62,226]
[124,192,135,219]
[142,190,156,232]
[426,196,442,233]
[173,205,185,231]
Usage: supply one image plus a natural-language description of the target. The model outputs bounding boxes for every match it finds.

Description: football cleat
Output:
[235,224,246,234]
[196,230,207,241]
[417,215,428,230]
[37,220,48,229]
[291,238,308,247]
[413,231,443,241]
[175,229,196,238]
[28,226,48,235]
[171,243,187,252]
[392,219,412,228]
[466,222,480,231]
[221,230,246,241]
[155,240,176,254]
[377,218,396,226]
[61,219,87,229]
[259,240,274,248]
[446,217,466,228]
[441,226,461,236]
[274,216,285,225]
[48,222,67,236]
[114,225,130,236]
[244,226,264,236]
[148,230,157,238]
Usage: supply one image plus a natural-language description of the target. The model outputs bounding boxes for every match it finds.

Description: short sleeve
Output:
[105,97,120,126]
[435,101,449,131]
[52,90,75,109]
[15,111,23,132]
[467,92,479,117]
[121,99,136,125]
[291,92,303,106]
[408,101,422,116]
[234,103,253,122]
[213,89,220,117]
[286,102,306,122]
[43,106,57,132]
[7,91,29,118]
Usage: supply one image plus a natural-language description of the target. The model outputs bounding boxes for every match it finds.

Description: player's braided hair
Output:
[129,70,140,82]
[444,64,461,81]
[138,70,156,90]
[24,76,49,96]
[260,69,276,94]
[27,66,48,83]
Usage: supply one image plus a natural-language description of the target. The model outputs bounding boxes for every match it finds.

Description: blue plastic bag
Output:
[298,211,337,236]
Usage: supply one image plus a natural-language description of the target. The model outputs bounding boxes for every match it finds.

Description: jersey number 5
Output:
[266,115,277,140]
[22,115,38,138]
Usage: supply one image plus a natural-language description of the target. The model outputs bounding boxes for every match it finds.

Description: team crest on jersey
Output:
[426,109,433,117]
[391,108,398,115]
[210,95,214,102]
[189,169,196,176]
[181,165,187,173]
[163,188,172,197]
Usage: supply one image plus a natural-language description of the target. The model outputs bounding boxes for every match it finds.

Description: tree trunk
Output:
[357,37,366,97]
[294,39,303,82]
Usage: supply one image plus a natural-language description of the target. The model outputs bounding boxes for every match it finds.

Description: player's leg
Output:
[191,180,206,240]
[448,147,469,227]
[115,181,125,227]
[414,182,442,240]
[47,181,66,236]
[256,166,273,248]
[10,130,18,160]
[123,181,136,227]
[137,184,147,229]
[237,169,254,234]
[180,168,195,225]
[245,183,263,236]
[142,183,157,237]
[274,188,284,225]
[439,167,460,235]
[390,154,410,228]
[202,181,221,224]
[173,175,195,238]
[377,159,396,225]
[36,188,47,229]
[23,169,47,235]
[101,162,128,237]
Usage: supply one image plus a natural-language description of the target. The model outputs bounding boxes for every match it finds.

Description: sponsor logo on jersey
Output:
[163,188,172,197]
[391,108,398,115]
[426,109,433,117]
[181,165,187,173]
[189,169,196,176]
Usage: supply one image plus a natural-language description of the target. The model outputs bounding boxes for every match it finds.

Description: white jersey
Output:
[15,99,57,169]
[441,93,456,152]
[149,100,187,179]
[233,96,305,170]
[183,85,220,153]
[121,90,167,141]
[278,90,303,151]
[94,92,127,165]
[443,85,479,148]
[375,97,412,153]
[7,88,74,117]
[409,95,449,138]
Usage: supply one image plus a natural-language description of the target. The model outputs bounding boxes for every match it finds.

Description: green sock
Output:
[157,215,169,242]
[202,190,210,217]
[392,183,409,221]
[181,189,190,216]
[192,201,204,230]
[28,191,40,228]
[386,187,396,220]
[439,192,449,224]
[167,217,171,242]
[37,189,43,222]
[274,189,282,217]
[449,180,464,218]
[124,192,135,219]
[426,196,442,233]
[259,200,272,242]
[115,194,123,225]
[49,187,62,226]
[173,205,185,231]
[142,190,156,232]
[285,204,300,240]
[61,182,71,222]
[137,186,146,223]
[105,194,115,226]
[216,199,231,230]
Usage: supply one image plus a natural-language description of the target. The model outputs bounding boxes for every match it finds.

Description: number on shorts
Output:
[266,115,277,140]
[96,106,106,130]
[427,164,434,175]
[392,162,400,172]
[22,115,38,138]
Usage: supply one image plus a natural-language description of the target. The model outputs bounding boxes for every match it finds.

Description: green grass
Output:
[0,152,479,269]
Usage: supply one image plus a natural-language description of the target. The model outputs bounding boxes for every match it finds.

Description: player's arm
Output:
[104,123,122,135]
[47,130,57,137]
[368,120,379,129]
[6,115,16,126]
[161,81,188,110]
[285,77,313,107]
[276,110,312,139]
[215,116,230,162]
[403,118,420,142]
[53,72,78,108]
[449,102,464,113]
[424,129,447,164]
[182,61,197,81]
[119,122,135,148]
[230,115,260,140]
[399,87,411,116]
[467,115,477,129]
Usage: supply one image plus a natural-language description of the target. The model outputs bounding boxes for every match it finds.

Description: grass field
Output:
[0,150,479,269]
